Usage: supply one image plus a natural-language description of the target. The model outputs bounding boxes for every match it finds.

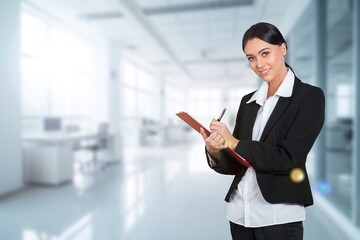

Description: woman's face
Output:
[243,37,287,84]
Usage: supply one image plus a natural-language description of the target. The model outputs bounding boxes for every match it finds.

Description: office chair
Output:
[75,123,112,173]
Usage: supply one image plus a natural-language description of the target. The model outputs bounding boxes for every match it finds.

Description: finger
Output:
[206,133,219,147]
[214,133,222,142]
[209,132,221,143]
[199,128,207,141]
[207,131,216,139]
[209,119,220,129]
[210,124,222,133]
[211,119,224,126]
[210,121,226,133]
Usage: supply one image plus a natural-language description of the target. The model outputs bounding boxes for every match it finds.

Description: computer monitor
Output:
[97,123,109,136]
[43,117,62,132]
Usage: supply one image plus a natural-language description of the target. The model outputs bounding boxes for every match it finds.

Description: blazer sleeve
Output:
[234,86,325,174]
[206,96,248,175]
[205,148,243,175]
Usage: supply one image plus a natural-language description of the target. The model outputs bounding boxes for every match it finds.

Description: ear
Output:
[280,43,287,56]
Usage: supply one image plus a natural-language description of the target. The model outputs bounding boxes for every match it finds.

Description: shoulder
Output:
[294,77,325,105]
[294,77,324,98]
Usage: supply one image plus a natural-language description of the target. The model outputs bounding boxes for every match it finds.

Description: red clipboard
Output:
[176,111,252,168]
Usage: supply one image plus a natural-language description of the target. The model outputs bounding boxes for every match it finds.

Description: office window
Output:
[121,60,160,146]
[121,60,158,119]
[49,28,93,117]
[51,74,92,116]
[138,91,153,118]
[21,13,49,116]
[188,88,222,124]
[137,69,153,92]
[21,11,94,120]
[164,84,184,124]
[227,88,254,126]
[21,12,47,56]
[137,69,156,119]
[21,57,49,116]
[49,28,92,73]
[123,61,137,87]
[324,0,353,218]
[124,89,137,117]
[336,83,352,118]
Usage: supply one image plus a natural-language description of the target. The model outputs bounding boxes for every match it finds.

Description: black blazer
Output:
[207,77,325,207]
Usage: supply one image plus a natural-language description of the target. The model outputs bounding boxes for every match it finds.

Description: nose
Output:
[256,58,265,68]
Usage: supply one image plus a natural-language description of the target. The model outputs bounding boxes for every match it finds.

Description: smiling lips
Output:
[259,68,271,76]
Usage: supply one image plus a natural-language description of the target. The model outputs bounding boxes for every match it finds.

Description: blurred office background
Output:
[0,0,359,239]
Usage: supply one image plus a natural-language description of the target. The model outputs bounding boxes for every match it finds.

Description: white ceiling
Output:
[22,0,313,87]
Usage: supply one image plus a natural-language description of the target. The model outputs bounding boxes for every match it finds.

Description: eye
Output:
[247,56,255,62]
[261,52,269,57]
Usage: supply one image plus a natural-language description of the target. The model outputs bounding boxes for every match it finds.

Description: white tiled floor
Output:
[0,138,357,240]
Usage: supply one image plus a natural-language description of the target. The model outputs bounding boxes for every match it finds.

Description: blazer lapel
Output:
[241,102,260,140]
[260,97,290,141]
[259,78,301,141]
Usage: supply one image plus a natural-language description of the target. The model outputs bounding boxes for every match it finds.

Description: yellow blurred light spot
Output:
[290,168,305,183]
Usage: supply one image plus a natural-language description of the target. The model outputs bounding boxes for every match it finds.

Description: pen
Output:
[217,108,227,121]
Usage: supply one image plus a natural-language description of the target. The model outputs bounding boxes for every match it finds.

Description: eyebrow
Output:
[245,47,271,57]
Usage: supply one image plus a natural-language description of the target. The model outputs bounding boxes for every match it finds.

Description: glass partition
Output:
[290,0,355,220]
[325,0,353,217]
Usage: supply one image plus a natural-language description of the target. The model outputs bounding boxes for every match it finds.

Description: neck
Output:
[267,67,288,97]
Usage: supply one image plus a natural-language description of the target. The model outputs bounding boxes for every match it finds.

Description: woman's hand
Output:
[200,119,239,159]
[208,119,239,150]
[200,127,225,160]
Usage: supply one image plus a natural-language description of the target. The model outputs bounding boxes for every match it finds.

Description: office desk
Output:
[22,132,107,185]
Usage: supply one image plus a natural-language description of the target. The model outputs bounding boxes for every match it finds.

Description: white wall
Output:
[0,0,23,196]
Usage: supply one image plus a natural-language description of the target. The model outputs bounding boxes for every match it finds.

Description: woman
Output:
[200,22,325,240]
